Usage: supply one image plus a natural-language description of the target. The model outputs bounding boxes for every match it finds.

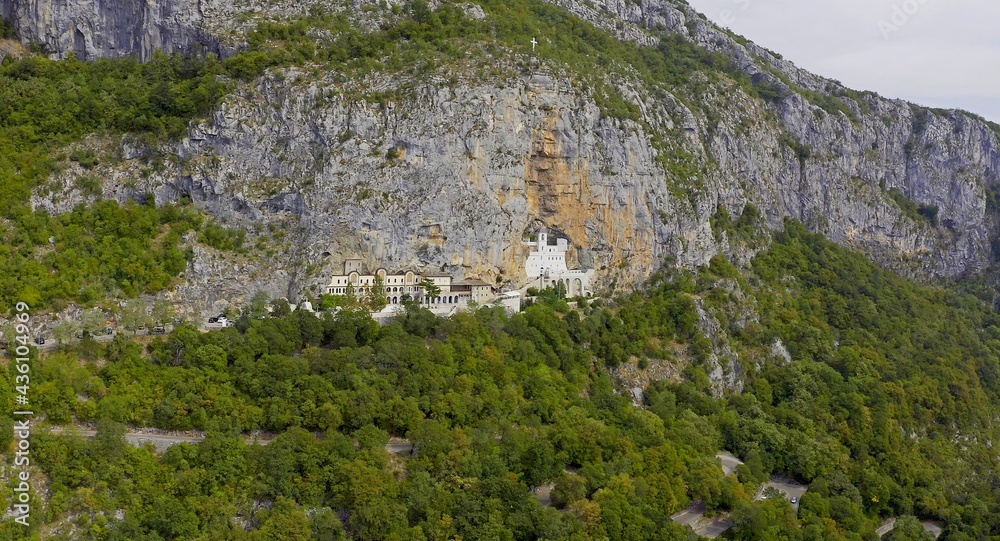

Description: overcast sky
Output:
[686,0,1000,122]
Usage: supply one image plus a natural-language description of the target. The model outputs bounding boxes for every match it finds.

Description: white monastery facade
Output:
[326,259,493,308]
[524,227,594,297]
[325,226,591,316]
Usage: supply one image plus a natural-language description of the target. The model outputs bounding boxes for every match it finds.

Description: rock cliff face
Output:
[17,0,1000,311]
[47,69,685,306]
[1,0,218,60]
[0,0,391,60]
[550,0,1000,277]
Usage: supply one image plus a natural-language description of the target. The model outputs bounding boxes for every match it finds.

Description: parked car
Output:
[208,317,218,323]
[152,327,166,334]
[35,337,45,345]
[217,317,229,325]
[105,327,113,335]
[137,325,146,332]
[0,340,8,349]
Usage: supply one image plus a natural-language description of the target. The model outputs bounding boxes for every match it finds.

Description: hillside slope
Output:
[4,223,1000,539]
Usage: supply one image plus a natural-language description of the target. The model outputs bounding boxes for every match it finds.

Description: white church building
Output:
[524,227,594,297]
[323,225,591,315]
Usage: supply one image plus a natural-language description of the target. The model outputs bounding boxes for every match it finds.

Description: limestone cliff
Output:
[0,0,328,60]
[2,0,219,60]
[16,0,1000,315]
[550,0,1000,277]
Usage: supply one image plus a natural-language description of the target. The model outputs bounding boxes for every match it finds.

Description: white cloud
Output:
[687,0,1000,122]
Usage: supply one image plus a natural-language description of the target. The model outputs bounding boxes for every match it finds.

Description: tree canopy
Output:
[2,221,1000,539]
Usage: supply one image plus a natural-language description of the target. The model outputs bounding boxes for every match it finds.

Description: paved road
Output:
[533,483,555,507]
[670,501,733,539]
[716,452,743,476]
[670,500,707,526]
[695,518,734,539]
[50,426,266,448]
[49,426,415,455]
[757,477,809,509]
[386,440,414,454]
[671,466,803,540]
[27,329,150,352]
[921,521,943,539]
[877,518,897,537]
[32,339,58,351]
[877,518,943,539]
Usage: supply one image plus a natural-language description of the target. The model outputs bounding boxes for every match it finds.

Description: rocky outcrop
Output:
[19,0,1000,312]
[1,0,224,60]
[0,0,403,61]
[549,0,1000,278]
[42,69,687,305]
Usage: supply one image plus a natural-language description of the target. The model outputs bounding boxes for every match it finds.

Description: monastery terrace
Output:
[325,227,594,313]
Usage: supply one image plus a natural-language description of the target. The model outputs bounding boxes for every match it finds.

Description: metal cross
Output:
[531,37,538,52]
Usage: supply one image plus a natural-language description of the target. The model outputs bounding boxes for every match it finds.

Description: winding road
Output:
[48,426,414,454]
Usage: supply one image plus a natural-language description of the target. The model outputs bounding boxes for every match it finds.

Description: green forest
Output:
[0,0,998,539]
[0,50,248,310]
[0,222,996,540]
